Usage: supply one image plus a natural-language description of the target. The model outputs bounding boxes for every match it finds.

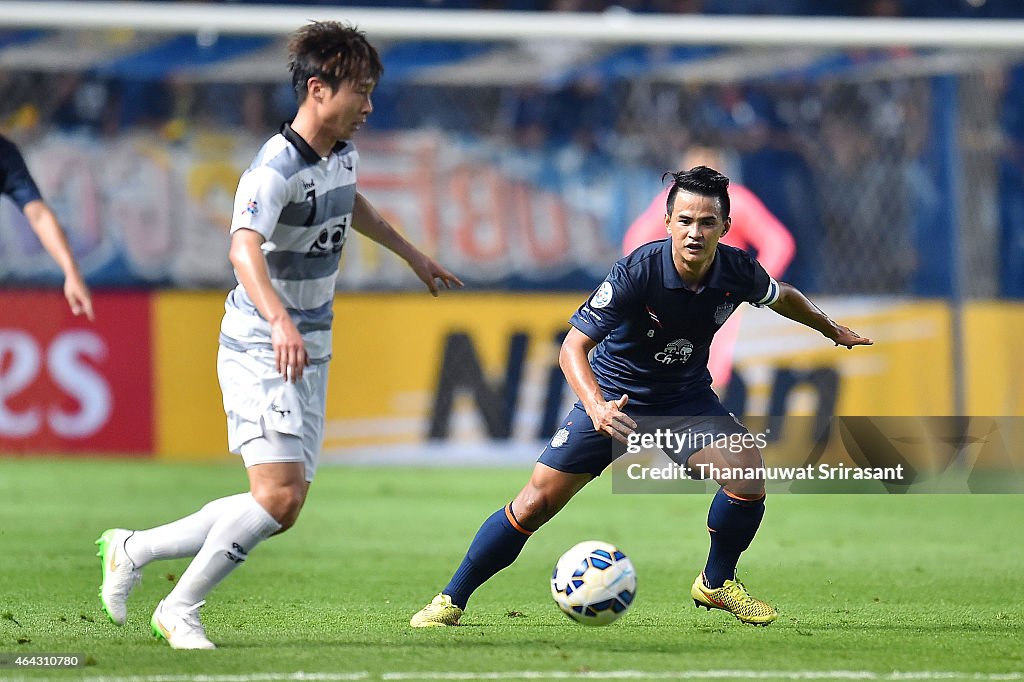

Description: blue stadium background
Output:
[1,0,1023,296]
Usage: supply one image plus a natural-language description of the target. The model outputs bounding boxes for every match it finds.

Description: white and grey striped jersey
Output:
[220,123,356,362]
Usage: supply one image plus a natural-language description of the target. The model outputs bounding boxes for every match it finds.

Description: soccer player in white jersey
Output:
[95,21,462,650]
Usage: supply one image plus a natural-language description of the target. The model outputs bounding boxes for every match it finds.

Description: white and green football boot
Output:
[95,528,141,625]
[151,600,216,650]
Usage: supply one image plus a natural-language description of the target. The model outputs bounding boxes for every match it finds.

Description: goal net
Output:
[1,5,1020,298]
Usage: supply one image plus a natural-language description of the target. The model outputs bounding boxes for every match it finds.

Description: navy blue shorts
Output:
[538,387,749,478]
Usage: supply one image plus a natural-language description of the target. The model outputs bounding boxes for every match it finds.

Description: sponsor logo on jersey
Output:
[655,337,694,365]
[241,199,259,216]
[714,302,735,325]
[590,281,613,309]
[306,225,346,258]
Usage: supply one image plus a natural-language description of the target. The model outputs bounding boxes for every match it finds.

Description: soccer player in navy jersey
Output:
[1,134,93,320]
[412,165,871,627]
[95,21,461,649]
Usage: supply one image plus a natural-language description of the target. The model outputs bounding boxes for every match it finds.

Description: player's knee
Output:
[512,486,568,530]
[252,484,306,530]
[722,456,765,497]
[710,445,764,496]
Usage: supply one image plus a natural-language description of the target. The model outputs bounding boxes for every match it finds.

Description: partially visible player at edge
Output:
[411,166,870,627]
[96,21,462,649]
[1,133,93,320]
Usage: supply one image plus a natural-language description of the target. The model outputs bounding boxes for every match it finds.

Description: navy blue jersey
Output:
[569,239,779,408]
[0,135,42,210]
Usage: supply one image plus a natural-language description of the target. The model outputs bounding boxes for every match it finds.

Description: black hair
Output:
[664,165,731,220]
[287,21,384,103]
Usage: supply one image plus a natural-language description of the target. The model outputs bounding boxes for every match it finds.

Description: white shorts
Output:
[217,345,329,482]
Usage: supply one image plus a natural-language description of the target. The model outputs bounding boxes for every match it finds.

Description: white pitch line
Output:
[9,671,368,675]
[9,672,1023,682]
[381,673,1024,681]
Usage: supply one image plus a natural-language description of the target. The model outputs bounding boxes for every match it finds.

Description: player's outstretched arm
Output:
[22,199,94,321]
[767,282,873,349]
[351,192,463,296]
[559,327,637,443]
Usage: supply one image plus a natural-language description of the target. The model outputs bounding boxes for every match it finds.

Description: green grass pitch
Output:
[0,458,1022,680]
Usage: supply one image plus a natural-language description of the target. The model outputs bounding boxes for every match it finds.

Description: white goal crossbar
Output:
[0,1,1023,48]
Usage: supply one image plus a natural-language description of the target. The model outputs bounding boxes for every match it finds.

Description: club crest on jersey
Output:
[714,302,735,325]
[550,427,570,448]
[655,337,693,365]
[241,199,259,216]
[590,281,613,309]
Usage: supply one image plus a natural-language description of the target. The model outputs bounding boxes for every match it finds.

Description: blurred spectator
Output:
[696,84,822,291]
[804,88,917,294]
[546,76,617,146]
[51,75,119,136]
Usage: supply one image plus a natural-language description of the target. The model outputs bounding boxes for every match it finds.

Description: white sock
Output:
[123,494,248,568]
[163,493,281,611]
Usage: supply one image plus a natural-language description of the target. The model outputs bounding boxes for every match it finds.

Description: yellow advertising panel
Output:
[732,299,954,417]
[152,293,1020,461]
[153,291,229,460]
[962,301,1024,415]
[153,292,582,459]
[328,293,578,440]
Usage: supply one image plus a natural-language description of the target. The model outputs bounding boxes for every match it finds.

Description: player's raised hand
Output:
[270,316,308,383]
[588,394,637,444]
[831,325,873,349]
[407,252,464,297]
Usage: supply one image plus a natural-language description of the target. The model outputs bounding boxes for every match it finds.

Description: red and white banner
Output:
[1,131,623,291]
[0,290,153,454]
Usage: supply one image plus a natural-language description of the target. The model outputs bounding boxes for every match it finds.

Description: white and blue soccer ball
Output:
[550,540,636,625]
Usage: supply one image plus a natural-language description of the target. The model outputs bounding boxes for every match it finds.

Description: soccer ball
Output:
[550,540,637,625]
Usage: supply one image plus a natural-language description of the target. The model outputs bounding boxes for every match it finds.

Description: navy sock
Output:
[444,504,533,609]
[703,488,765,588]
